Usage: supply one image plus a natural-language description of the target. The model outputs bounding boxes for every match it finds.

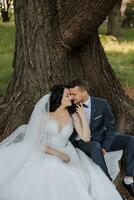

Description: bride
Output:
[0,85,123,200]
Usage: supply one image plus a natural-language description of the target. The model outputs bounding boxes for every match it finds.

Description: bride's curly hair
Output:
[50,84,68,112]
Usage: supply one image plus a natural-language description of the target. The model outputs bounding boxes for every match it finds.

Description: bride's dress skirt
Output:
[0,142,122,200]
[0,118,122,200]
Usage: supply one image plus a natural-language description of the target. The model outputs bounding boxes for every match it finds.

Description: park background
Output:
[0,0,134,199]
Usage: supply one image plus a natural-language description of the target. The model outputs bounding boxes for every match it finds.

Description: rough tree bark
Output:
[0,0,133,143]
[107,0,122,37]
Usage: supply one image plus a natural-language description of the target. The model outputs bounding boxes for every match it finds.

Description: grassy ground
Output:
[99,25,134,88]
[0,21,15,95]
[0,22,134,96]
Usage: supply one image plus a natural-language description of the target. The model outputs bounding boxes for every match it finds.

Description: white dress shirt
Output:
[83,96,91,124]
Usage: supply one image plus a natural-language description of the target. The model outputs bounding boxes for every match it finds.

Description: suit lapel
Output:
[90,96,96,130]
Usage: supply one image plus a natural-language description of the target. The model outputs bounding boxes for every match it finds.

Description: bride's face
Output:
[61,88,72,107]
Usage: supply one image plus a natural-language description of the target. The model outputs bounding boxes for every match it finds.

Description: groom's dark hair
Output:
[50,84,68,112]
[69,79,89,93]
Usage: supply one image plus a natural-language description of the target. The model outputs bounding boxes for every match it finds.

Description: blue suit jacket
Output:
[69,96,116,151]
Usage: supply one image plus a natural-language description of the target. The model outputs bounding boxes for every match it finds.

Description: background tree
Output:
[107,0,134,37]
[107,0,122,37]
[122,0,134,28]
[0,0,12,22]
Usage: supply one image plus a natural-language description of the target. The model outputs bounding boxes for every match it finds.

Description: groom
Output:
[69,79,134,197]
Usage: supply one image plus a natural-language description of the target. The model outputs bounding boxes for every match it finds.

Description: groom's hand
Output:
[102,148,107,155]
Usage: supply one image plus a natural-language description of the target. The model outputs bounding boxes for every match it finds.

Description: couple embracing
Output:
[0,79,134,200]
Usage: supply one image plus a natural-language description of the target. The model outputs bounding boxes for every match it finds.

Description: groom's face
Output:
[69,86,87,104]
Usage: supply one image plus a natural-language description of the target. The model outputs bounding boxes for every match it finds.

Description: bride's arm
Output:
[44,146,70,163]
[72,103,91,142]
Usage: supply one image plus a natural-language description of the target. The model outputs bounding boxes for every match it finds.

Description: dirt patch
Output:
[123,86,134,100]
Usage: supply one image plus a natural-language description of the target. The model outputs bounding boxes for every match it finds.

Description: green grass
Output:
[99,25,134,87]
[99,25,134,42]
[0,21,15,95]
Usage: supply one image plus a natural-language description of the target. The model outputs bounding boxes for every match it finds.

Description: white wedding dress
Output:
[0,94,122,200]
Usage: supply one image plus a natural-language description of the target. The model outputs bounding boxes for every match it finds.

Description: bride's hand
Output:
[76,103,86,119]
[62,154,70,163]
[58,152,70,163]
[45,147,70,163]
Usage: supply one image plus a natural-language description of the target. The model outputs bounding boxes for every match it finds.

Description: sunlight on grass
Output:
[100,36,134,53]
[99,27,134,88]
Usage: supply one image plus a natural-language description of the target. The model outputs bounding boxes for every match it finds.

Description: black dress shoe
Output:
[123,180,134,197]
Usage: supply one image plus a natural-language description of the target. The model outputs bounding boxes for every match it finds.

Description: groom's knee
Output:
[78,141,102,157]
[88,142,102,155]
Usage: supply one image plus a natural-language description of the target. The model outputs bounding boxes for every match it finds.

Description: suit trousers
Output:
[74,135,134,180]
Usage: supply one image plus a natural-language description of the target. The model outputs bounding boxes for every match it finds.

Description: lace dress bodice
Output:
[44,116,74,149]
[44,116,122,181]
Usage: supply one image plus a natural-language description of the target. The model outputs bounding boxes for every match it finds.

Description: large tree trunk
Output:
[0,0,134,140]
[107,0,122,37]
[0,1,134,198]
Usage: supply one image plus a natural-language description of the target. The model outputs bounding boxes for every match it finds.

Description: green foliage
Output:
[122,3,134,28]
[125,3,134,19]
